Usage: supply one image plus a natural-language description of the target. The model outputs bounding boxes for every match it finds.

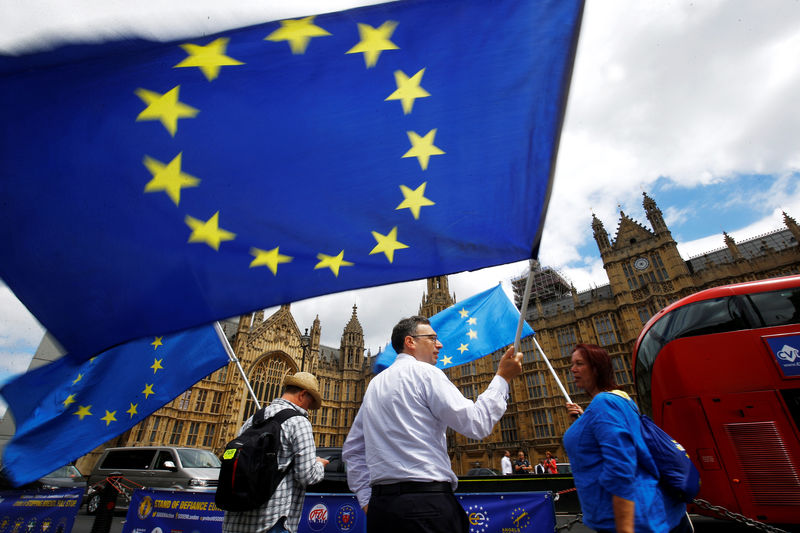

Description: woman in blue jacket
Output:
[563,344,688,533]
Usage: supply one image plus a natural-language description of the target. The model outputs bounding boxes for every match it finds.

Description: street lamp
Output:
[300,328,311,372]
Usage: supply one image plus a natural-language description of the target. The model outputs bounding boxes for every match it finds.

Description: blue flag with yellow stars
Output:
[373,284,535,373]
[0,0,584,361]
[0,324,228,487]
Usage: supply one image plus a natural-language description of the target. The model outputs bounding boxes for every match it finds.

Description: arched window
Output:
[243,355,293,422]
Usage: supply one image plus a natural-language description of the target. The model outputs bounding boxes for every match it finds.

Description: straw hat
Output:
[284,372,322,410]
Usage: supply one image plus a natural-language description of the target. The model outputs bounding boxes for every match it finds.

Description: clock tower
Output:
[597,193,694,330]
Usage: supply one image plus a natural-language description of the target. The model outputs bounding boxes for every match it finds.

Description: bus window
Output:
[747,287,800,327]
[635,296,750,416]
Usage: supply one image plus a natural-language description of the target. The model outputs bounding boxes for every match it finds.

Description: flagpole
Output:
[513,260,535,353]
[213,321,261,410]
[533,336,573,404]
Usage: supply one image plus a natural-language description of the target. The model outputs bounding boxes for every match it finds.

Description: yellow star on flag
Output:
[458,343,469,354]
[151,358,164,374]
[265,16,331,54]
[386,69,430,114]
[101,410,117,426]
[174,38,244,81]
[135,86,199,137]
[369,227,409,263]
[74,405,92,420]
[185,211,236,250]
[127,403,138,418]
[459,308,469,318]
[467,329,478,339]
[142,384,155,399]
[63,394,76,408]
[402,129,445,170]
[152,336,163,349]
[72,373,83,385]
[467,317,477,325]
[396,182,435,219]
[346,21,399,68]
[143,153,200,206]
[440,355,453,366]
[250,246,293,275]
[315,251,354,277]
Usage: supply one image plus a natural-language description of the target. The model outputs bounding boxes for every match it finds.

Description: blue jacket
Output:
[563,391,685,532]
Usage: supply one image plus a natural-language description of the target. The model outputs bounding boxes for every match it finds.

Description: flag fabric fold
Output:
[0,324,229,486]
[373,284,535,373]
[0,0,584,360]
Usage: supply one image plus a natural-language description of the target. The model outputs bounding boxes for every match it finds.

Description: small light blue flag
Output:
[373,284,535,373]
[0,324,229,487]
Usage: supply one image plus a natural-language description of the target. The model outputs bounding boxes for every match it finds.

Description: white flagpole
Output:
[533,335,572,404]
[513,260,535,353]
[214,321,261,410]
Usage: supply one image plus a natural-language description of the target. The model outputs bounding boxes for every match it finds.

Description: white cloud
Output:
[0,285,44,354]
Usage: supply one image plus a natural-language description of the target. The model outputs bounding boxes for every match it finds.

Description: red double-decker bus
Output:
[632,275,800,524]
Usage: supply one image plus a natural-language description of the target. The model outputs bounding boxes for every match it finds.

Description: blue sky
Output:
[2,0,800,393]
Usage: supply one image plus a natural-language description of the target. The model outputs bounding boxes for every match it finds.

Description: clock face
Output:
[633,257,650,271]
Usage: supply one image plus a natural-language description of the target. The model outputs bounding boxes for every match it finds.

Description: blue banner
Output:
[122,490,554,533]
[123,489,223,533]
[298,492,554,533]
[0,488,83,533]
[764,333,800,377]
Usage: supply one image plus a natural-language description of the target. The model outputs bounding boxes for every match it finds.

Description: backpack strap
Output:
[252,406,304,427]
[268,408,304,424]
[265,408,304,475]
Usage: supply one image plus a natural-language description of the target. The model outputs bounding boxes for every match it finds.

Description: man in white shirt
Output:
[342,315,523,533]
[501,451,513,475]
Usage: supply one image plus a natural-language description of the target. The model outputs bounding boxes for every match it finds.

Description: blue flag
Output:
[0,0,584,360]
[0,324,228,486]
[373,284,535,372]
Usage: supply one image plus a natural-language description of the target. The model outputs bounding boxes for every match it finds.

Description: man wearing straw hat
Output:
[343,315,523,533]
[223,371,329,533]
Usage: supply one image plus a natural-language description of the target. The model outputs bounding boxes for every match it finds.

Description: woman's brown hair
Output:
[573,343,617,392]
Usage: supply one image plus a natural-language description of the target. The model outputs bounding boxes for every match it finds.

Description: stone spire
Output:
[419,275,456,317]
[724,232,743,260]
[784,211,800,245]
[592,212,611,252]
[642,192,667,234]
[341,304,364,370]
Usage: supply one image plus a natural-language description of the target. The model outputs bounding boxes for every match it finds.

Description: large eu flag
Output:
[0,324,229,486]
[0,0,584,360]
[373,284,535,372]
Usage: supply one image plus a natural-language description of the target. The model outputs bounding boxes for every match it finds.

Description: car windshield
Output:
[45,465,82,478]
[177,449,220,468]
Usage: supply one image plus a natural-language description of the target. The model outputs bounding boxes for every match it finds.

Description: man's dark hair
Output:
[573,343,617,391]
[283,385,304,395]
[391,316,430,353]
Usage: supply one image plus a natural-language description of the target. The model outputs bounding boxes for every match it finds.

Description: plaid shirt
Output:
[222,398,324,533]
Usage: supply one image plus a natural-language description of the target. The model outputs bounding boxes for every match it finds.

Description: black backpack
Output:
[215,407,302,512]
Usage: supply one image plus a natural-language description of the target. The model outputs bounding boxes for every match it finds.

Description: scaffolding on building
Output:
[511,260,573,307]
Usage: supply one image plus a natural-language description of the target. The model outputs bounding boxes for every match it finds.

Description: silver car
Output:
[86,446,220,514]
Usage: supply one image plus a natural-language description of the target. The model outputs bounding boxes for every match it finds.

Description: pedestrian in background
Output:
[501,450,513,475]
[513,451,532,474]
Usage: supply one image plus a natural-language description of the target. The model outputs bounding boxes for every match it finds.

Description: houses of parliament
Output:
[25,193,800,475]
